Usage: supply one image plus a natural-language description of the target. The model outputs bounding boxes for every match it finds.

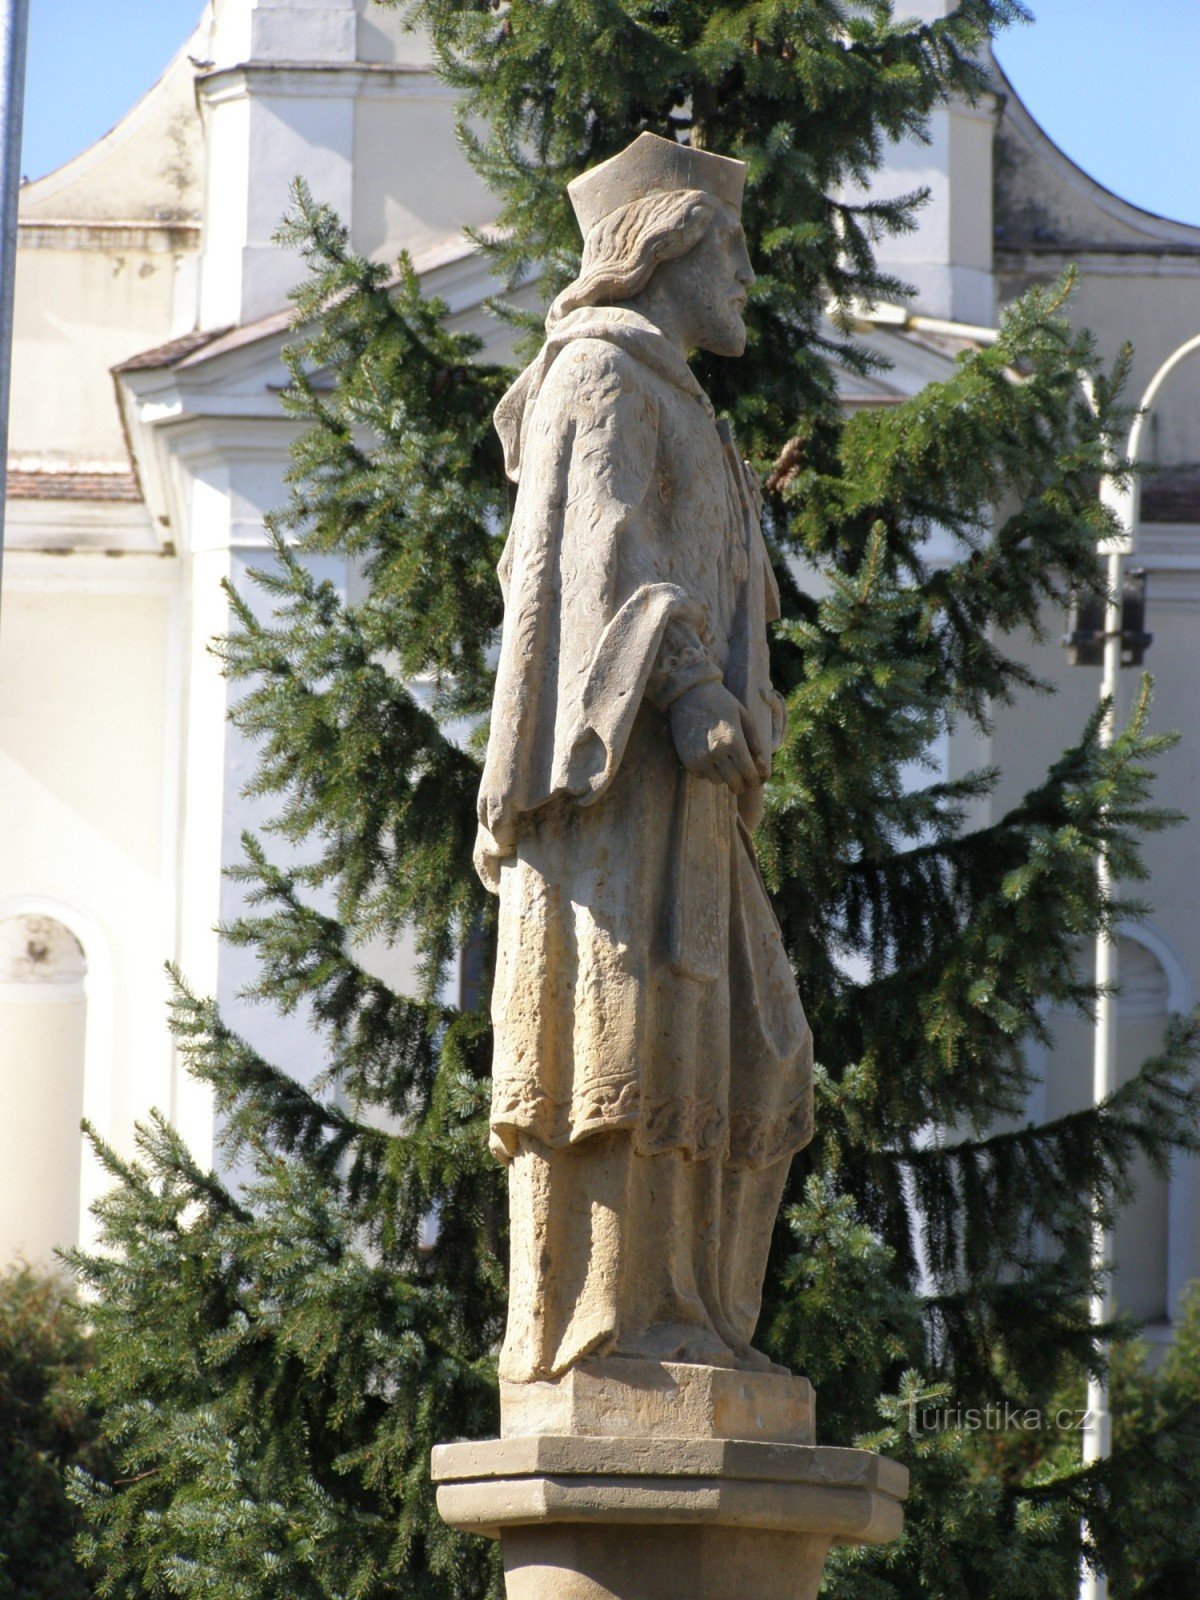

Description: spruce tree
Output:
[0,1267,108,1600]
[71,3,1200,1597]
[73,231,512,1600]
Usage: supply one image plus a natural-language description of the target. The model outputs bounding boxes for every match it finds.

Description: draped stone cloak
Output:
[475,305,812,1175]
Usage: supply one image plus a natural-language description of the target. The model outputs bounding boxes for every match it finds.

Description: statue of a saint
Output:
[475,133,813,1384]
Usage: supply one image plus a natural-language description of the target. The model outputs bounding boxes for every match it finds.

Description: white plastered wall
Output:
[0,567,183,1256]
[12,5,208,466]
[839,0,997,326]
[11,235,196,469]
[0,909,90,1266]
[198,0,492,328]
[853,98,997,327]
[1061,269,1200,468]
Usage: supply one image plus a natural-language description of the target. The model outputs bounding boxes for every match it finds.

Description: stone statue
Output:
[474,132,814,1384]
[438,134,906,1600]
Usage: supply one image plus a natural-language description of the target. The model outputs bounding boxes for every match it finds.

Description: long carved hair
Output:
[547,186,718,328]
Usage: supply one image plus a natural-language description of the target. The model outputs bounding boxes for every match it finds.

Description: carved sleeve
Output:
[478,341,709,879]
[644,615,722,709]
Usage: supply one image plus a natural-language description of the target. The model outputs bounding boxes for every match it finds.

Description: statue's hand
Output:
[669,680,768,794]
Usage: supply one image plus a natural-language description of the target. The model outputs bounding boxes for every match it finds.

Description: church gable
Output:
[991,56,1200,258]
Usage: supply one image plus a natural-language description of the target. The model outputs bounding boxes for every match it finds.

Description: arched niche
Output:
[0,914,89,1265]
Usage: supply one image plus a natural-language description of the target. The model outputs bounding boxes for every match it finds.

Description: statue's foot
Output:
[728,1341,792,1377]
[612,1321,740,1367]
[705,1312,793,1377]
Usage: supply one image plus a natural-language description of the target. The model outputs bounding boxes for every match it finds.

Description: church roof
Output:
[114,238,480,376]
[6,468,142,503]
[113,326,237,373]
[990,54,1200,258]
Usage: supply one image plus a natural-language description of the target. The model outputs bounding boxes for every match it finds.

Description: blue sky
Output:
[20,1,1200,226]
[993,0,1200,225]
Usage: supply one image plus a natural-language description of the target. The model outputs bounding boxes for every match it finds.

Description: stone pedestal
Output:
[499,1359,816,1445]
[433,1362,907,1600]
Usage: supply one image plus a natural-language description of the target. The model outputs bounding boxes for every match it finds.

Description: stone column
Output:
[435,1360,907,1600]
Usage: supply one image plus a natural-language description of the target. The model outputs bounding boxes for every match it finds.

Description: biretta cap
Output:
[567,132,746,237]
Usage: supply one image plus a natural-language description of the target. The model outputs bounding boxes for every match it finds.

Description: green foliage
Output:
[223,204,510,985]
[0,1266,107,1600]
[412,0,1030,412]
[821,1372,1084,1600]
[935,1280,1200,1598]
[69,2,1200,1597]
[70,200,510,1600]
[1092,1281,1200,1594]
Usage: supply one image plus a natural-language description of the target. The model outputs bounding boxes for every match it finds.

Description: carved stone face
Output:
[652,201,756,359]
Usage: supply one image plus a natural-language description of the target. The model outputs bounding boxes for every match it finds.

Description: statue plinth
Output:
[433,1361,906,1600]
[499,1358,815,1444]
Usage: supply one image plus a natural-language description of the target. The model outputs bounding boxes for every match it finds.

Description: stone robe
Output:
[476,305,813,1380]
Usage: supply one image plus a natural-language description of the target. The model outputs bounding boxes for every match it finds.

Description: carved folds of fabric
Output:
[491,1077,813,1171]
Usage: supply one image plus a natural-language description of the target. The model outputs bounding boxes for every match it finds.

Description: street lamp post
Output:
[1076,460,1124,1600]
[1077,330,1200,1600]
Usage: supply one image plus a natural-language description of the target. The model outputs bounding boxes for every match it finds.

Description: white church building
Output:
[2,0,1198,1344]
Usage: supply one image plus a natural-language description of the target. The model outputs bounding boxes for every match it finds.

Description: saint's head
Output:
[551,132,755,359]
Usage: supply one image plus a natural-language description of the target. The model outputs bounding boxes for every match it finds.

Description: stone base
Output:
[435,1364,906,1600]
[433,1433,907,1600]
[500,1357,815,1444]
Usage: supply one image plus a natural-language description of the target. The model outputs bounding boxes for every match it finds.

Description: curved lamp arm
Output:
[1101,331,1200,552]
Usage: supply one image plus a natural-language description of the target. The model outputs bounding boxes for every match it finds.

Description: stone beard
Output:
[474,141,813,1384]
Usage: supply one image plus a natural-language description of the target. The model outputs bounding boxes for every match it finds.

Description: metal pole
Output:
[1079,517,1124,1600]
[0,0,30,638]
[1078,335,1200,1600]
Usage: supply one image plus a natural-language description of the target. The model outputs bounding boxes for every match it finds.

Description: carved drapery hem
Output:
[491,1080,813,1171]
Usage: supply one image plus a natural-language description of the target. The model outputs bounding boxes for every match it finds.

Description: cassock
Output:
[476,304,812,1380]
